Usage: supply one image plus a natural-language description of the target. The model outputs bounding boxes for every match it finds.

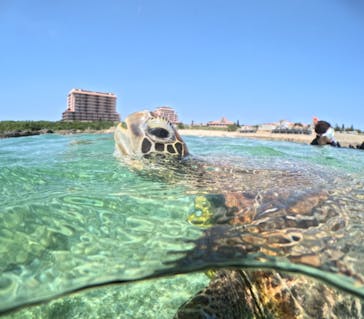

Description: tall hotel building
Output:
[62,89,120,121]
[154,106,179,124]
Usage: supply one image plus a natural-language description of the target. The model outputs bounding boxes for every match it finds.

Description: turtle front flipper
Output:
[174,270,265,319]
[175,268,364,319]
[179,189,364,319]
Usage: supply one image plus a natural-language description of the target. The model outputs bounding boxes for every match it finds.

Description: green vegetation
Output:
[334,123,362,134]
[293,122,304,127]
[227,124,238,132]
[0,120,118,133]
[177,123,185,130]
[182,124,239,132]
[183,125,227,131]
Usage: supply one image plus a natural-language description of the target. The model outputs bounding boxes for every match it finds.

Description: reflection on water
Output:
[1,134,364,318]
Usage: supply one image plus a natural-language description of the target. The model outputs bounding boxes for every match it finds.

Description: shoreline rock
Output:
[0,129,54,139]
[0,127,116,138]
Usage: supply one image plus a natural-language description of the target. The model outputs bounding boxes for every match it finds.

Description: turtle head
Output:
[114,110,189,160]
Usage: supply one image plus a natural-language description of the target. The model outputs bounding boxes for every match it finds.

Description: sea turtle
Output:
[114,110,364,319]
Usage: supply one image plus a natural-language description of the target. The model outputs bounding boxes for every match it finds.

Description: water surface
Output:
[1,133,364,318]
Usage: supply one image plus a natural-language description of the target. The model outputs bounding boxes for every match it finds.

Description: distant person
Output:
[310,118,341,147]
[356,142,364,150]
[349,142,364,150]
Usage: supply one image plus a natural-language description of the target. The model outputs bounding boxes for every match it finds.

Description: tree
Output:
[293,122,303,127]
[227,124,238,132]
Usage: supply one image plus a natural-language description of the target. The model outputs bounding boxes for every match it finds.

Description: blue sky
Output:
[1,0,363,129]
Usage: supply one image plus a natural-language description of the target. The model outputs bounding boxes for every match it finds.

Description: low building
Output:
[271,121,312,134]
[207,117,234,128]
[62,88,120,122]
[279,120,295,129]
[191,121,204,127]
[258,122,278,131]
[240,125,258,133]
[154,106,179,124]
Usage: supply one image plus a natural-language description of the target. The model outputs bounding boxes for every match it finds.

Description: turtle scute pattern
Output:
[174,270,254,319]
[174,189,364,319]
[175,268,364,319]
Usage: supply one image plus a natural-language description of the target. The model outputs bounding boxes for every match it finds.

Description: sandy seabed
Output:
[179,129,364,148]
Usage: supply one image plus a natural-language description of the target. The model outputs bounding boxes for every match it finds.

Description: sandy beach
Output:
[3,125,362,148]
[179,129,364,148]
[48,127,364,149]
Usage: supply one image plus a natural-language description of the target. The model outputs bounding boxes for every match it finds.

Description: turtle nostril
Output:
[148,127,170,139]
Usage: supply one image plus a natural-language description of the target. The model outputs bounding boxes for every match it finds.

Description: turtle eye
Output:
[148,127,170,139]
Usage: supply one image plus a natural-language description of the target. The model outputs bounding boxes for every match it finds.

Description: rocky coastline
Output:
[0,127,116,139]
[0,129,54,139]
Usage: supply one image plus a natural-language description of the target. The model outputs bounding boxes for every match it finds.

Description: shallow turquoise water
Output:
[1,133,364,318]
